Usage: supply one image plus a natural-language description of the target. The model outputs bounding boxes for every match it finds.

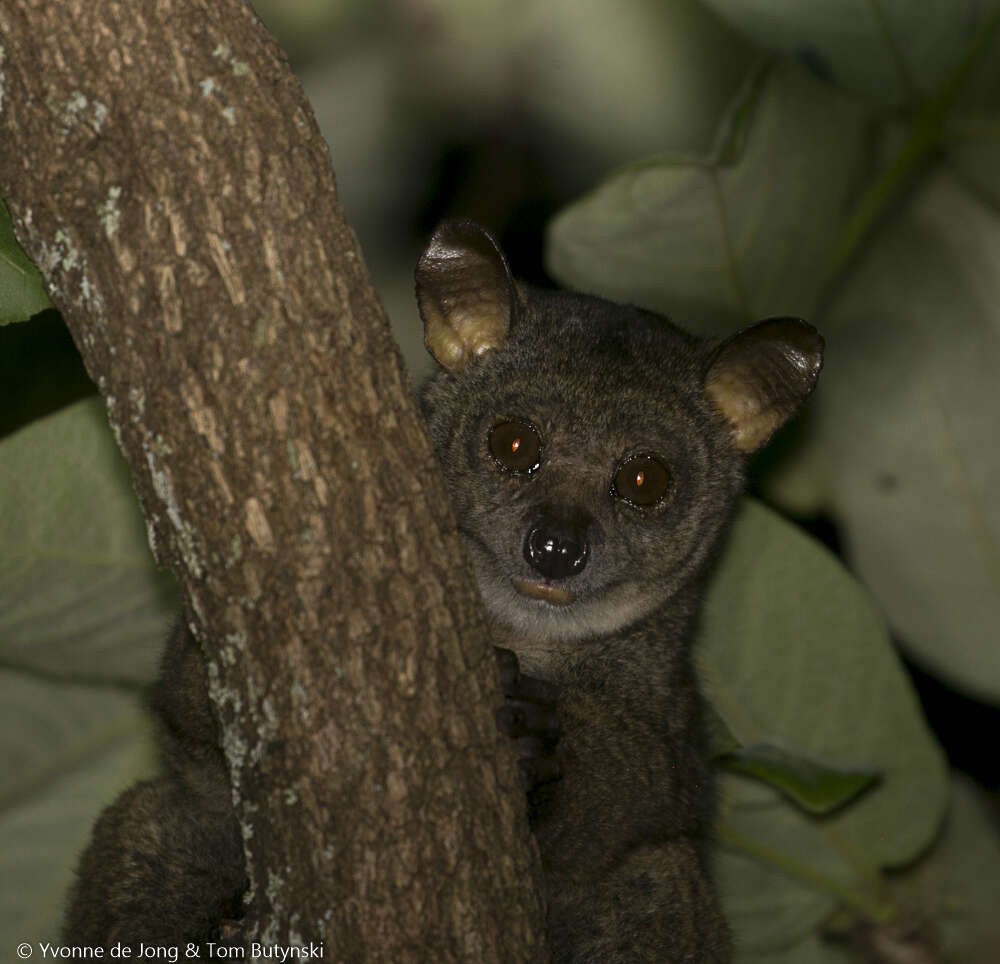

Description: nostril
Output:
[524,522,589,580]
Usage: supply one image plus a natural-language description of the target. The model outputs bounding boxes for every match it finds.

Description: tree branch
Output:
[0,0,547,957]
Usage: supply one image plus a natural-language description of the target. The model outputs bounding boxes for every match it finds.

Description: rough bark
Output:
[0,1,547,959]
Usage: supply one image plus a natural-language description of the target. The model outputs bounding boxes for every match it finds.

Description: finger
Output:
[518,756,563,790]
[495,702,560,740]
[493,646,520,693]
[510,674,558,705]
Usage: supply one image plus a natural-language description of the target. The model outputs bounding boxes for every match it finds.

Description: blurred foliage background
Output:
[2,0,999,960]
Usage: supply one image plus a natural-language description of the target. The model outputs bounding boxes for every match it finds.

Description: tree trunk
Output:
[0,1,548,959]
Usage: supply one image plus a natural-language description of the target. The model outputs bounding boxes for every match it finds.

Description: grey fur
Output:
[62,220,821,962]
[418,221,823,961]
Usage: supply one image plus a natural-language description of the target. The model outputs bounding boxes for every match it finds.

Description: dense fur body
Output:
[64,221,821,960]
[421,289,741,962]
[63,621,246,946]
[414,222,820,961]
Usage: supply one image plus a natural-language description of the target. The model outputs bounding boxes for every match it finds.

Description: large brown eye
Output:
[613,454,671,507]
[488,419,542,474]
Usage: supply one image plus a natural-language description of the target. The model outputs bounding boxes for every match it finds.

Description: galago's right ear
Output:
[415,220,515,374]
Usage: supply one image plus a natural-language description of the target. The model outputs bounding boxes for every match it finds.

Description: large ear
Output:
[415,220,515,374]
[705,317,824,453]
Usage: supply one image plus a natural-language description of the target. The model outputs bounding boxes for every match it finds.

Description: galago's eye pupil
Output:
[488,419,542,474]
[613,454,671,507]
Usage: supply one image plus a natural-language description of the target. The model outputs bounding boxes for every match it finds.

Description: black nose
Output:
[523,518,589,580]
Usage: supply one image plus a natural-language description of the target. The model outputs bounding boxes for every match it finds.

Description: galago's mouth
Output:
[511,579,576,606]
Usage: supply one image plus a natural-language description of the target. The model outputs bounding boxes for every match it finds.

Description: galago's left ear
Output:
[704,317,824,453]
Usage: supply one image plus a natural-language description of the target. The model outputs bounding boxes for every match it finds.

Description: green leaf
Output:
[699,0,976,108]
[705,699,742,758]
[546,60,870,335]
[699,500,948,952]
[804,775,1000,962]
[0,198,50,324]
[947,10,1000,207]
[0,671,147,805]
[520,0,756,172]
[0,397,178,683]
[0,684,156,942]
[820,171,1000,704]
[924,776,1000,959]
[719,743,878,815]
[0,402,172,938]
[734,930,853,964]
